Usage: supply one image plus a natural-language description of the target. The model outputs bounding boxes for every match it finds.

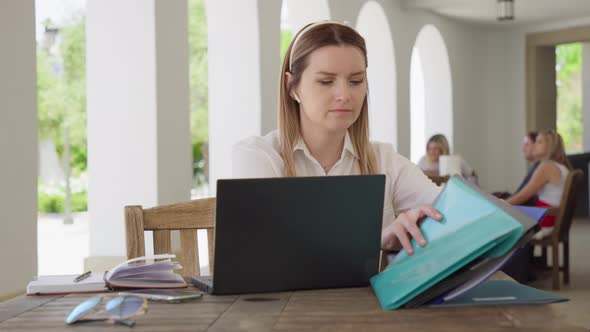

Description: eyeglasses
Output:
[65,295,148,327]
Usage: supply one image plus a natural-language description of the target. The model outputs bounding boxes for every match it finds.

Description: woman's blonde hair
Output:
[426,134,450,161]
[279,22,377,177]
[538,129,572,170]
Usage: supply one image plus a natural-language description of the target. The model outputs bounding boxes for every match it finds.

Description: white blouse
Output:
[537,161,570,206]
[231,130,441,228]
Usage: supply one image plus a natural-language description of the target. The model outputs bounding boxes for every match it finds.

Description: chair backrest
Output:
[427,175,450,186]
[554,169,583,241]
[124,197,216,276]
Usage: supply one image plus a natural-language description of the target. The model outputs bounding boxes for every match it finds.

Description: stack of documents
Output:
[370,176,566,310]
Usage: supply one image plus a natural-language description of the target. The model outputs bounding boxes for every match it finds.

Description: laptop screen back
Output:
[212,175,385,294]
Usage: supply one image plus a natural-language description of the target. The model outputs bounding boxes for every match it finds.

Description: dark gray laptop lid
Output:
[212,175,385,295]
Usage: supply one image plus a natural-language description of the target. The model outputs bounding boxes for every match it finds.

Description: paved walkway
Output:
[37,213,89,275]
[38,212,210,275]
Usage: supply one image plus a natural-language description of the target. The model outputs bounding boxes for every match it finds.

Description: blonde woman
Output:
[507,129,572,237]
[417,134,450,176]
[417,134,477,182]
[232,21,442,255]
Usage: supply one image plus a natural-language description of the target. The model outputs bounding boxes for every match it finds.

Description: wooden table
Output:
[0,285,584,331]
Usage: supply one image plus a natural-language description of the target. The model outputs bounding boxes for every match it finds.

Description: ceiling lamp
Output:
[497,0,514,21]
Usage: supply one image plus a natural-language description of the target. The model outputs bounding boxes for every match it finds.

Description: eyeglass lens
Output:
[65,295,146,325]
[65,296,102,324]
[105,296,146,319]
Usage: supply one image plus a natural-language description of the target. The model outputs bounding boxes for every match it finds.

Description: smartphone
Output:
[117,289,203,303]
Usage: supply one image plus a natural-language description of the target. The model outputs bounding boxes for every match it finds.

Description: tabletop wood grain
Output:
[0,283,584,332]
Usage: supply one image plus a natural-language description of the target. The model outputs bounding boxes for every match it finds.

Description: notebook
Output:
[27,254,186,295]
[26,273,108,295]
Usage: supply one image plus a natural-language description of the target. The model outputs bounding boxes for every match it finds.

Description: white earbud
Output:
[292,92,301,103]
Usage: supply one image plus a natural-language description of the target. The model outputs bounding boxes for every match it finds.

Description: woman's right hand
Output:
[381,205,442,255]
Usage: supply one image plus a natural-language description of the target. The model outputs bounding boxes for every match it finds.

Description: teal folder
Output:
[370,176,530,310]
[428,280,568,307]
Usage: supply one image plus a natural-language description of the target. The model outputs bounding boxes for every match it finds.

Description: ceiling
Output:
[402,0,590,26]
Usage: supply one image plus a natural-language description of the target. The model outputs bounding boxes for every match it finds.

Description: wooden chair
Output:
[124,198,216,277]
[427,174,450,186]
[531,169,583,290]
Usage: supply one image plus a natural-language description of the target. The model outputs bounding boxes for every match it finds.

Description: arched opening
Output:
[410,25,452,163]
[356,1,397,148]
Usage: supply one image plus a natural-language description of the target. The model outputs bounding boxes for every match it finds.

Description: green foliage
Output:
[556,43,583,154]
[188,0,210,181]
[280,30,293,60]
[38,2,210,182]
[37,15,87,174]
[192,141,206,177]
[38,191,87,213]
[189,0,209,148]
[71,191,88,212]
[38,192,65,213]
[556,43,582,83]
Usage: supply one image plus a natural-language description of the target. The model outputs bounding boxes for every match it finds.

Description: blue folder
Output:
[428,280,567,307]
[370,176,539,310]
[514,205,548,223]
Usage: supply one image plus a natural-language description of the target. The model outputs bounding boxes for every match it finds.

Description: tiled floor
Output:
[527,218,590,329]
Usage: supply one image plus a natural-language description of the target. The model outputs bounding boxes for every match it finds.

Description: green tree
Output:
[556,43,583,153]
[38,2,211,179]
[37,15,87,174]
[280,29,293,60]
[189,0,209,178]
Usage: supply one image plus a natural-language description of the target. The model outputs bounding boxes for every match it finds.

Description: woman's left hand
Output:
[381,205,442,255]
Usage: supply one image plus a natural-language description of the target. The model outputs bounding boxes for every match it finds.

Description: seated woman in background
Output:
[516,131,541,193]
[494,131,540,203]
[506,129,572,238]
[417,134,477,183]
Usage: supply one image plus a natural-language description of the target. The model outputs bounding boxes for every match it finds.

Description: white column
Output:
[207,0,265,191]
[155,1,193,204]
[326,0,363,24]
[285,0,331,34]
[583,43,590,151]
[86,0,191,265]
[0,0,37,298]
[258,1,281,135]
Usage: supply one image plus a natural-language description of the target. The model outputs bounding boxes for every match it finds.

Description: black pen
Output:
[73,271,92,282]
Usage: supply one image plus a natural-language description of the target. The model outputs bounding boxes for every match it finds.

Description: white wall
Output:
[0,0,38,298]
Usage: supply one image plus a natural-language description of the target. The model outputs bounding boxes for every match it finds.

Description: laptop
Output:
[192,175,385,295]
